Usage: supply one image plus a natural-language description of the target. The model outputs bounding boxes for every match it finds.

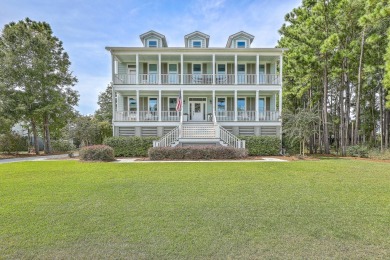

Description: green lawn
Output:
[1,160,389,259]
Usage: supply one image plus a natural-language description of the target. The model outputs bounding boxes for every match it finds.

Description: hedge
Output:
[148,146,247,160]
[239,136,281,156]
[0,132,28,154]
[51,140,76,152]
[103,136,157,157]
[79,145,115,161]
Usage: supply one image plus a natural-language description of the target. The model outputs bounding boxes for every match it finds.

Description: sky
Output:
[0,0,301,115]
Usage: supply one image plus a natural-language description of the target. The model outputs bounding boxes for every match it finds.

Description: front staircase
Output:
[153,120,245,148]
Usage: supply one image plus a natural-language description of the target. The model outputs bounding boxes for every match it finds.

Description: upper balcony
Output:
[107,48,284,87]
[114,73,280,85]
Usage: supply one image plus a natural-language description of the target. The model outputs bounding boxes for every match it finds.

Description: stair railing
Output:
[153,126,180,147]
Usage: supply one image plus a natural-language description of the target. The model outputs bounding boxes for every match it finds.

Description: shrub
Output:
[148,146,247,160]
[239,136,281,156]
[368,149,390,160]
[346,145,369,158]
[103,136,157,157]
[79,145,115,161]
[51,140,76,152]
[0,132,28,154]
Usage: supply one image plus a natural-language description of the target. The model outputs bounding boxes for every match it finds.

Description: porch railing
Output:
[114,73,280,85]
[114,110,279,122]
[153,126,180,147]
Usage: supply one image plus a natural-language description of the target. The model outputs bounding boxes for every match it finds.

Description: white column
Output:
[158,54,161,84]
[234,90,238,121]
[111,54,115,83]
[279,55,283,117]
[136,90,140,122]
[255,90,259,122]
[212,90,215,116]
[181,89,184,122]
[234,54,238,85]
[279,55,283,85]
[112,86,115,135]
[135,54,139,84]
[180,54,184,84]
[256,54,259,85]
[212,54,215,85]
[158,90,162,122]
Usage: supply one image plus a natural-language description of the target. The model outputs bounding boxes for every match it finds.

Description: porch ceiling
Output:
[114,54,280,63]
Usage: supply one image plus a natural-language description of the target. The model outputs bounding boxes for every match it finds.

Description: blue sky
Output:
[1,0,301,115]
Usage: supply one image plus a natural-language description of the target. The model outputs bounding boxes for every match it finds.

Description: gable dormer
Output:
[184,31,210,48]
[139,30,168,48]
[226,31,254,48]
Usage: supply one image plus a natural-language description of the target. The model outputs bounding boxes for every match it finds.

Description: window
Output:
[258,98,265,113]
[129,97,137,112]
[169,97,177,112]
[217,97,226,112]
[237,41,246,48]
[148,40,157,47]
[193,64,201,73]
[148,64,158,83]
[237,98,246,112]
[149,98,157,112]
[192,40,201,48]
[217,64,226,74]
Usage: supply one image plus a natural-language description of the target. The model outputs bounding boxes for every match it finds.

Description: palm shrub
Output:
[79,145,114,161]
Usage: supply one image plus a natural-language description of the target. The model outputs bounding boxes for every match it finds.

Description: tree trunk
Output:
[323,57,330,154]
[379,86,384,151]
[355,28,365,145]
[43,113,52,154]
[31,118,40,155]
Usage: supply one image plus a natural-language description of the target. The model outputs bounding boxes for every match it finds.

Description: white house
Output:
[106,30,285,147]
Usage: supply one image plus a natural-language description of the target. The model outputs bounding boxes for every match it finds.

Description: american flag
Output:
[176,92,182,112]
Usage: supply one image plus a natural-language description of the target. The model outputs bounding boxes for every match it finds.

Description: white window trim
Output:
[258,96,266,112]
[148,97,158,112]
[216,63,227,75]
[192,40,202,48]
[236,40,247,48]
[192,63,202,74]
[127,96,137,112]
[147,39,158,48]
[216,96,227,112]
[148,63,158,73]
[167,96,178,111]
[168,63,178,73]
[237,96,247,111]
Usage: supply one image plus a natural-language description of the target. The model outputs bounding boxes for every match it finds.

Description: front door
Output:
[189,99,206,121]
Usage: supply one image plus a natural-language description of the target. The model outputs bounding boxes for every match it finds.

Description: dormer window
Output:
[148,40,158,48]
[237,41,246,48]
[192,40,202,48]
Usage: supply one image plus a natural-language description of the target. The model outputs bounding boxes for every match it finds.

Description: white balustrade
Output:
[153,126,180,147]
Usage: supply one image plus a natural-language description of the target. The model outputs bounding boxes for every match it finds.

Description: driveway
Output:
[0,154,69,164]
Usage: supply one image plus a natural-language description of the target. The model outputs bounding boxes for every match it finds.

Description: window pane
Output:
[237,41,246,48]
[238,64,245,72]
[259,98,265,112]
[237,98,246,111]
[149,64,157,72]
[169,98,177,111]
[129,98,137,111]
[193,64,201,72]
[259,64,265,74]
[193,41,201,48]
[149,98,157,112]
[217,98,226,112]
[217,64,225,72]
[169,64,177,72]
[148,40,157,47]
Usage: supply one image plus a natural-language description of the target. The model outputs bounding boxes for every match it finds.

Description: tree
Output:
[95,84,113,122]
[0,18,78,154]
[283,109,320,156]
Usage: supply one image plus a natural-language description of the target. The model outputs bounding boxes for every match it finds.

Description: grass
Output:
[1,160,390,259]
